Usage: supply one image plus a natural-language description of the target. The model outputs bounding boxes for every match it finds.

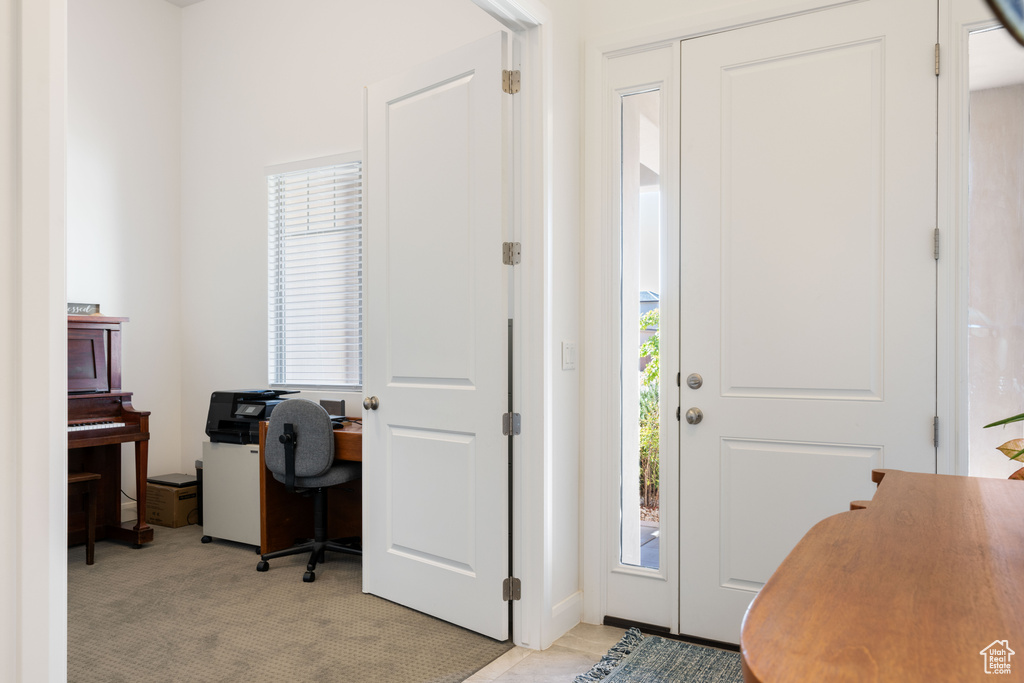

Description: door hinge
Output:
[676,406,681,422]
[934,416,939,448]
[502,412,521,436]
[502,69,521,95]
[935,43,940,76]
[502,241,521,265]
[934,228,940,260]
[502,576,521,601]
[677,372,681,387]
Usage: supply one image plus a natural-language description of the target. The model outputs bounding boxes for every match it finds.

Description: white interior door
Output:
[363,31,511,641]
[679,0,938,643]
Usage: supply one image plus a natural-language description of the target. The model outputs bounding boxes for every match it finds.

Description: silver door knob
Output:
[363,396,379,411]
[685,407,703,425]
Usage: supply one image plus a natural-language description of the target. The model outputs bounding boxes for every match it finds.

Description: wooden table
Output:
[741,469,1024,682]
[257,419,362,555]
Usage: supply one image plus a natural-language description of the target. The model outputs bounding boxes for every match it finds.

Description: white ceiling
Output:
[163,0,205,8]
[970,26,1024,90]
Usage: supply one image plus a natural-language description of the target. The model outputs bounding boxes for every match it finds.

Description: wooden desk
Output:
[740,469,1024,682]
[257,419,362,555]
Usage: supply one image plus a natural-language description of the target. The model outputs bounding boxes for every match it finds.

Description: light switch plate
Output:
[561,341,577,370]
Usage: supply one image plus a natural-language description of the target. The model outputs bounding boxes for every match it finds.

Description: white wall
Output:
[639,191,659,292]
[1,0,18,674]
[967,84,1024,478]
[584,0,749,39]
[67,0,183,501]
[545,0,583,639]
[178,0,508,471]
[582,0,844,43]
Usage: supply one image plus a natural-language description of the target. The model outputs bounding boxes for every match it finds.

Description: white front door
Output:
[678,0,938,643]
[363,31,512,641]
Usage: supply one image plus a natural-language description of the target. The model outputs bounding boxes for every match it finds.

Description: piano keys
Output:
[67,315,153,548]
[68,420,126,432]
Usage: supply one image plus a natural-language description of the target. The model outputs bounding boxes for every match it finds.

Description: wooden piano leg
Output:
[85,477,98,565]
[132,439,152,544]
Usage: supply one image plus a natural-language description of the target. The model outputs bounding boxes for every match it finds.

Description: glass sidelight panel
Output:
[620,89,661,568]
[966,27,1024,478]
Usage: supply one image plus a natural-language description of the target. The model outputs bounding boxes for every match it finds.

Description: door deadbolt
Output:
[686,373,703,390]
[363,396,379,411]
[685,407,703,425]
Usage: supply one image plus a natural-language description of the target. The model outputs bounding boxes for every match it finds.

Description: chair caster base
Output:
[201,536,212,544]
[303,571,315,583]
[256,560,269,572]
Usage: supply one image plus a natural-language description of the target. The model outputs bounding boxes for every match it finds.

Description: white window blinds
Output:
[267,153,362,388]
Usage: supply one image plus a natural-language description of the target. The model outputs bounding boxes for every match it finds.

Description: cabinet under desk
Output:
[257,419,362,555]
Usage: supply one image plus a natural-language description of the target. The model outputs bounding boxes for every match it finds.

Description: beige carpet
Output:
[68,524,512,682]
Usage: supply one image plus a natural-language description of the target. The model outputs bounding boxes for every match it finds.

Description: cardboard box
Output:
[145,483,198,528]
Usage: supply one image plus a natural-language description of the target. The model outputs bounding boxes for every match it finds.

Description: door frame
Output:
[936,0,1002,477]
[10,0,70,678]
[468,0,567,650]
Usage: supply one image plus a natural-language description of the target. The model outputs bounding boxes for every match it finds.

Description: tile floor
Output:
[466,623,627,682]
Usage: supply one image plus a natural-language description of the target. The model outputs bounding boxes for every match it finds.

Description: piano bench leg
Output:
[85,478,97,564]
[69,472,101,565]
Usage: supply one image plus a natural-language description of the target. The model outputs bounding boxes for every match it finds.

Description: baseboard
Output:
[121,501,137,522]
[547,590,583,647]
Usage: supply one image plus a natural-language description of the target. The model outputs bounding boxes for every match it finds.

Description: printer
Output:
[205,389,297,444]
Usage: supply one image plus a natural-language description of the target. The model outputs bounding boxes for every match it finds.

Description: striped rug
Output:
[574,628,743,683]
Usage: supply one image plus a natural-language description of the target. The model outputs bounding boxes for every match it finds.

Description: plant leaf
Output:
[996,439,1024,461]
[984,413,1024,428]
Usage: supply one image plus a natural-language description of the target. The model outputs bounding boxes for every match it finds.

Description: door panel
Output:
[386,75,476,382]
[718,438,882,588]
[721,40,884,401]
[363,31,510,641]
[389,428,476,568]
[679,0,937,643]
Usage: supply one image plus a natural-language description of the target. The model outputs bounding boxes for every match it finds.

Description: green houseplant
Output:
[984,413,1024,477]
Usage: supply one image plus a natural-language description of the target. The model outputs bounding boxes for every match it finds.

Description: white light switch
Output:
[561,341,577,371]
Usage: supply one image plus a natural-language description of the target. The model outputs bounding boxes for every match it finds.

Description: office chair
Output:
[256,398,361,582]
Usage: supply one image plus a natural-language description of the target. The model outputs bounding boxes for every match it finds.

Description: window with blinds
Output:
[267,152,362,388]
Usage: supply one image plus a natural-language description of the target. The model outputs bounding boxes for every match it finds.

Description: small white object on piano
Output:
[68,421,126,432]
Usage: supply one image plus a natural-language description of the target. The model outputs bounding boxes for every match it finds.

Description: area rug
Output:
[574,627,744,683]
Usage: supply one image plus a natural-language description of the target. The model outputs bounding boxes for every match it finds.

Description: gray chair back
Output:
[264,399,335,479]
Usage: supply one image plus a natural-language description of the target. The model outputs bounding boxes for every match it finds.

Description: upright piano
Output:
[68,315,153,547]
